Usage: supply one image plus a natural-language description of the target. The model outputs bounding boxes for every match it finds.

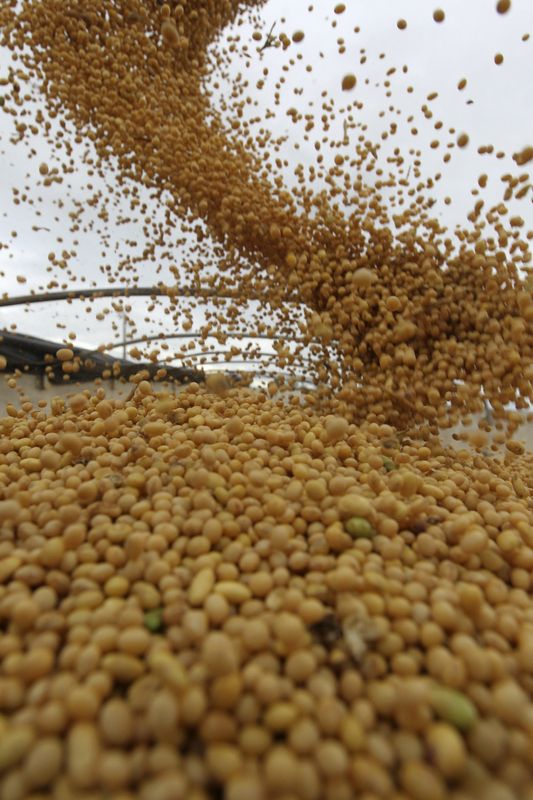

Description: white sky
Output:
[0,0,531,375]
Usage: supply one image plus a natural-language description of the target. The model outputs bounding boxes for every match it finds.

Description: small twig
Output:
[258,22,277,53]
[343,120,349,143]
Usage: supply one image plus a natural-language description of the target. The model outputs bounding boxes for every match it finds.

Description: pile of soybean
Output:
[0,380,532,800]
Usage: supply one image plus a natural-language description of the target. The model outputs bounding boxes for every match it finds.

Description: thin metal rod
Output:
[0,286,304,308]
[0,286,233,307]
[174,352,314,364]
[168,350,280,361]
[122,312,127,362]
[105,331,307,351]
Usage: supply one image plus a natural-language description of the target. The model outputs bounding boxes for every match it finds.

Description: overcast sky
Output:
[0,0,531,372]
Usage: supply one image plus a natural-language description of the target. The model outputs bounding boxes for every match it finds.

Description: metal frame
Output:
[0,286,323,381]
